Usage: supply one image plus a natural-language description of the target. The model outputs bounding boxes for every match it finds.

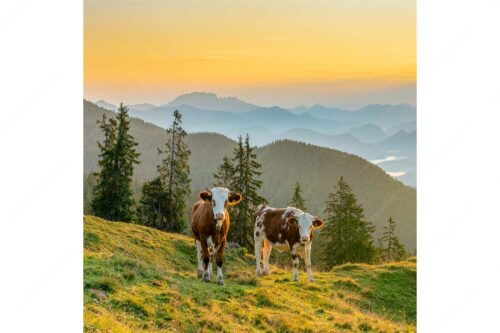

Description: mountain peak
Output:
[164,92,259,112]
[95,100,117,111]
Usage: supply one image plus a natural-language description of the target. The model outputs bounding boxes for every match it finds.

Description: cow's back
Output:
[255,206,301,246]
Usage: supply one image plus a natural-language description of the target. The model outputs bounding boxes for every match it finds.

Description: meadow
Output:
[84,216,416,332]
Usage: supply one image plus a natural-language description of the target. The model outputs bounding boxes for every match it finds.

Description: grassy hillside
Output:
[84,100,416,250]
[84,216,416,332]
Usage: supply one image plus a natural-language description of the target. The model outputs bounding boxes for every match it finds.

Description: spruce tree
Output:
[322,177,375,266]
[91,104,140,222]
[381,217,406,261]
[138,110,191,232]
[229,134,266,249]
[213,156,235,187]
[137,177,168,228]
[289,181,306,211]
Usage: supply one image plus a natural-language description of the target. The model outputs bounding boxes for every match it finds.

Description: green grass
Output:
[84,215,416,332]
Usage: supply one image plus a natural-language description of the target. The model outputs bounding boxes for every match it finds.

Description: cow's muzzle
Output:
[215,214,224,231]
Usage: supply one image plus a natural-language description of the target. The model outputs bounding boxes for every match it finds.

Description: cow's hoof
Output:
[293,277,299,282]
[197,270,203,278]
[308,278,315,283]
[203,272,210,282]
[262,270,270,275]
[217,277,224,286]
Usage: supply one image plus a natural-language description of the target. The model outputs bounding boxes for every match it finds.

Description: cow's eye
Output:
[225,200,228,207]
[212,200,216,207]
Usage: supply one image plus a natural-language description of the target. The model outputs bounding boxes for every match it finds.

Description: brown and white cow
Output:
[254,205,324,282]
[191,187,242,285]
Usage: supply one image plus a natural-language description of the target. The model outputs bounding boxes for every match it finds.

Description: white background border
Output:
[0,0,83,331]
[418,0,500,331]
[1,0,499,331]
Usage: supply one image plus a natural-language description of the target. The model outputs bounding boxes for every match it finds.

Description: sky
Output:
[84,0,416,108]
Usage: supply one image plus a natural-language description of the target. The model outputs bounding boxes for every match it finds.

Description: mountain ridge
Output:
[164,92,260,112]
[84,100,416,249]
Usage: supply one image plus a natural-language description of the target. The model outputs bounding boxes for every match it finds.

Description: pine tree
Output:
[137,177,168,228]
[91,104,140,222]
[381,217,406,261]
[138,110,191,232]
[229,134,266,249]
[322,177,375,266]
[289,181,306,211]
[213,156,235,187]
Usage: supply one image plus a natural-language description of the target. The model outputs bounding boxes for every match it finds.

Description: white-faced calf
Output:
[191,187,242,285]
[254,205,324,282]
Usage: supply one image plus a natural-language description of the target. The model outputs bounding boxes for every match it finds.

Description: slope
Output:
[84,100,416,250]
[84,215,416,333]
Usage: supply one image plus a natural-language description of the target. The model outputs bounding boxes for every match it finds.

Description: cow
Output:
[191,187,243,285]
[254,205,324,282]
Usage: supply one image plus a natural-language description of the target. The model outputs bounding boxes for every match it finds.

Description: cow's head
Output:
[287,212,324,245]
[199,187,243,230]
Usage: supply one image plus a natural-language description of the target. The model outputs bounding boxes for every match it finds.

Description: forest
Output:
[84,100,416,265]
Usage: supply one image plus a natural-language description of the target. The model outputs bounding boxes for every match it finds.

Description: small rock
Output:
[227,241,241,249]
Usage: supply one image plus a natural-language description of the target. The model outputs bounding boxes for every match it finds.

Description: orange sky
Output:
[84,0,415,108]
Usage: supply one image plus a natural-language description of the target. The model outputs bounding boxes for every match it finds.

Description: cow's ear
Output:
[199,191,212,202]
[312,217,324,230]
[228,192,242,206]
[287,216,298,227]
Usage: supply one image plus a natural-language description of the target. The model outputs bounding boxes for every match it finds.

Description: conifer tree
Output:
[229,134,266,249]
[213,156,235,187]
[381,217,406,261]
[91,104,140,222]
[137,177,168,228]
[322,177,375,266]
[289,181,306,211]
[138,110,191,232]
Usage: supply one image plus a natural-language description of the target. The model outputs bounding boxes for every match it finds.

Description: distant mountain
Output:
[300,103,416,131]
[239,107,345,134]
[386,120,417,136]
[223,126,277,147]
[95,100,117,111]
[96,100,157,112]
[347,124,388,143]
[127,104,242,131]
[279,128,384,159]
[373,131,417,187]
[302,104,356,121]
[84,100,416,250]
[376,130,416,155]
[129,103,157,111]
[356,104,416,130]
[128,105,346,142]
[89,94,416,186]
[164,92,260,112]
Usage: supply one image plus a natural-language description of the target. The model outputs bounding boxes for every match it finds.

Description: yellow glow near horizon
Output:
[84,0,415,106]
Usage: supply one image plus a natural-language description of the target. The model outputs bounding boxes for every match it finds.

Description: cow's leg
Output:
[291,243,300,282]
[196,240,203,278]
[262,239,272,275]
[207,236,215,280]
[200,237,211,282]
[254,231,264,275]
[216,239,226,286]
[304,242,314,282]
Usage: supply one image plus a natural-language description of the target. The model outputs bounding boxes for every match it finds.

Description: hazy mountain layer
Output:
[84,100,416,250]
